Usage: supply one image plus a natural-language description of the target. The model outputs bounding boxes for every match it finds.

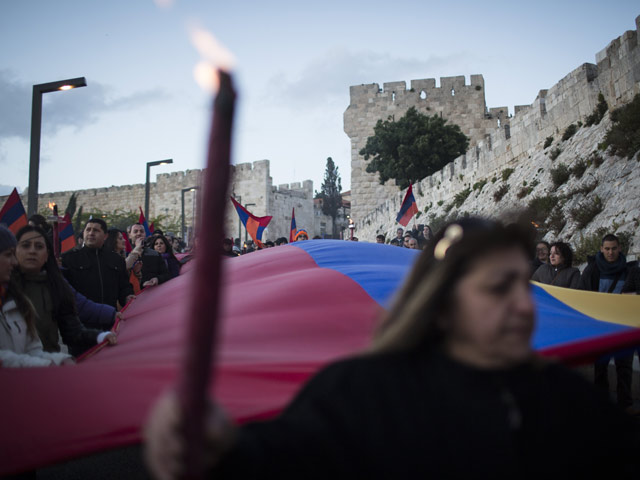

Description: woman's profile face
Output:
[154,238,167,254]
[444,246,535,369]
[16,232,48,274]
[549,246,564,267]
[116,233,125,252]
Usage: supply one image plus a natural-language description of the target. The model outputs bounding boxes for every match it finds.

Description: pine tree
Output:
[316,157,342,238]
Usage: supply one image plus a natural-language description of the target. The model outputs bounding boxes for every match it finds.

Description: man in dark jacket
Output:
[62,219,134,309]
[128,223,170,287]
[579,233,636,413]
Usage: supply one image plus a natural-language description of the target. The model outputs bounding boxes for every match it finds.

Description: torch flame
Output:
[48,202,56,211]
[188,24,236,93]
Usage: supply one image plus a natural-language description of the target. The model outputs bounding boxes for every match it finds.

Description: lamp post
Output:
[233,194,241,245]
[145,159,173,219]
[181,186,199,244]
[244,203,255,243]
[28,77,87,217]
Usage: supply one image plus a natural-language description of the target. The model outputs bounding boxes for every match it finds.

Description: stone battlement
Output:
[345,15,640,226]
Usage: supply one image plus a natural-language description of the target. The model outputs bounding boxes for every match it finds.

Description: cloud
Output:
[263,47,472,109]
[0,70,169,144]
[0,185,19,196]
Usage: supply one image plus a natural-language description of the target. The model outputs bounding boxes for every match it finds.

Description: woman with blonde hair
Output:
[145,217,639,479]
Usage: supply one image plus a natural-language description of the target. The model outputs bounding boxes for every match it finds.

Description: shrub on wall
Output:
[571,159,588,179]
[570,196,603,229]
[544,136,553,149]
[561,124,578,141]
[472,179,487,192]
[550,163,571,189]
[549,147,562,161]
[599,93,640,158]
[493,184,509,202]
[585,93,608,127]
[501,168,515,181]
[453,188,471,208]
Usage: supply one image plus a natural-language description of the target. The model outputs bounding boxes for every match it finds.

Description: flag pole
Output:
[176,70,236,479]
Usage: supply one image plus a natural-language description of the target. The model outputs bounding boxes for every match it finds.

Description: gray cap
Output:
[0,225,17,253]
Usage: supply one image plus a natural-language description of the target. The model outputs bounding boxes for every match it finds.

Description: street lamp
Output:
[181,186,199,243]
[145,159,173,219]
[233,194,241,244]
[244,203,255,243]
[28,77,87,217]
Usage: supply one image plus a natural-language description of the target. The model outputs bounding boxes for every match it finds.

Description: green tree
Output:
[360,107,469,189]
[315,157,342,238]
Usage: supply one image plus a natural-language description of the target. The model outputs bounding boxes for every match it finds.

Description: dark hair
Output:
[275,237,288,246]
[372,217,534,353]
[15,225,76,316]
[151,233,173,252]
[85,218,107,234]
[550,241,573,267]
[536,241,550,250]
[28,214,50,231]
[601,234,619,246]
[376,234,385,241]
[104,228,124,254]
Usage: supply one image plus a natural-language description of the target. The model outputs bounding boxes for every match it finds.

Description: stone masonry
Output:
[344,74,510,221]
[345,15,640,259]
[5,160,326,243]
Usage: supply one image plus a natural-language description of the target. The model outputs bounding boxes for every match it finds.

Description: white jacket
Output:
[0,299,72,367]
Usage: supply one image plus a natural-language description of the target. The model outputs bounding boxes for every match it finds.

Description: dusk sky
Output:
[1,1,638,197]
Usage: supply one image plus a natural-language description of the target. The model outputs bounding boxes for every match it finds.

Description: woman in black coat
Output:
[531,241,580,288]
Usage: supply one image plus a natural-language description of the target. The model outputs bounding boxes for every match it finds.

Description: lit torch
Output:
[175,26,236,479]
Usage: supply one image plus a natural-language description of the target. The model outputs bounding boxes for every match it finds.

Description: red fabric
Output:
[0,246,380,475]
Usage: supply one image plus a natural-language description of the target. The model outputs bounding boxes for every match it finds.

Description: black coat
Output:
[140,248,171,285]
[62,246,133,308]
[215,350,639,479]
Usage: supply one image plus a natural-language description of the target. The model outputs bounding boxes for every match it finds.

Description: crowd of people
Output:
[376,225,433,249]
[2,211,639,475]
[0,214,186,367]
[530,234,639,416]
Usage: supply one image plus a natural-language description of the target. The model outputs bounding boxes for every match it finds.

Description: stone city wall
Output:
[348,15,640,258]
[6,160,319,242]
[344,73,510,221]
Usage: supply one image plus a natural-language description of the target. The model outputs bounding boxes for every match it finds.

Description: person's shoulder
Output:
[101,249,127,266]
[62,247,83,259]
[61,247,88,268]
